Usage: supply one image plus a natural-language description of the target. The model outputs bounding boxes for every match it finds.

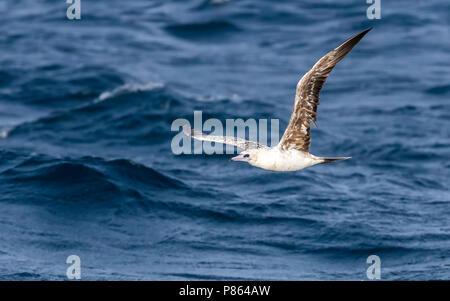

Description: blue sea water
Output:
[0,0,449,280]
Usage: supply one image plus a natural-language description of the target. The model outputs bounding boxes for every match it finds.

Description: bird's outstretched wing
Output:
[183,125,266,150]
[279,28,371,152]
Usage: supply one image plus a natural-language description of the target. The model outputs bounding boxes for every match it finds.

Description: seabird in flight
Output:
[184,28,371,172]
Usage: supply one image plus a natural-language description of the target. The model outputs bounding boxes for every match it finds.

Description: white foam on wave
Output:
[195,93,240,103]
[0,126,16,139]
[94,82,164,103]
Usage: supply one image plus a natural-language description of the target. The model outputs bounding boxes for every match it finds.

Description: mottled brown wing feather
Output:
[279,28,371,152]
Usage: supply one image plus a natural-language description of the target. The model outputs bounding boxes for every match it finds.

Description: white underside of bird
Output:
[183,28,371,172]
[230,147,350,172]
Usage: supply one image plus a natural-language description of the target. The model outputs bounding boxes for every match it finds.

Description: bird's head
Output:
[230,149,259,165]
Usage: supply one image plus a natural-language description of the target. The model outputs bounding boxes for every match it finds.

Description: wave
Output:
[0,127,14,139]
[3,83,187,145]
[94,82,165,103]
[425,84,450,95]
[3,65,126,107]
[164,20,241,40]
[0,155,188,208]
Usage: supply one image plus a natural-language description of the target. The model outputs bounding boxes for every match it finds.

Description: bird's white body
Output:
[245,147,321,172]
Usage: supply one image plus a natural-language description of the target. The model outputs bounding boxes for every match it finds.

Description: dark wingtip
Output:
[332,28,372,62]
[344,28,372,47]
[358,27,373,39]
[354,28,373,38]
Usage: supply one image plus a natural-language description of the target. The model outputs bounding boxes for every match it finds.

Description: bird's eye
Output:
[244,154,250,158]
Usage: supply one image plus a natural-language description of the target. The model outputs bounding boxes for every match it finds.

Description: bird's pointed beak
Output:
[230,153,250,162]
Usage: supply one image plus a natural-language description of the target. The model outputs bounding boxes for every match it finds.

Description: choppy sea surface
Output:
[0,0,449,280]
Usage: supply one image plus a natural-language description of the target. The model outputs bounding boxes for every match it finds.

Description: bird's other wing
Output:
[279,28,371,152]
[183,125,265,150]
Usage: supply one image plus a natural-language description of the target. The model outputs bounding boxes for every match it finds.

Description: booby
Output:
[184,28,371,172]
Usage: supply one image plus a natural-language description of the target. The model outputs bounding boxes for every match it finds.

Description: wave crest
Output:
[94,82,165,103]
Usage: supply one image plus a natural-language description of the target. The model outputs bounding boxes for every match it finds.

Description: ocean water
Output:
[0,0,449,280]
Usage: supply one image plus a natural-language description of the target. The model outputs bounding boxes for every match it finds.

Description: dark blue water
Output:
[0,0,449,280]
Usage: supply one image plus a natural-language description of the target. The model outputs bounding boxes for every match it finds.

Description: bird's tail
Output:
[320,157,351,164]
